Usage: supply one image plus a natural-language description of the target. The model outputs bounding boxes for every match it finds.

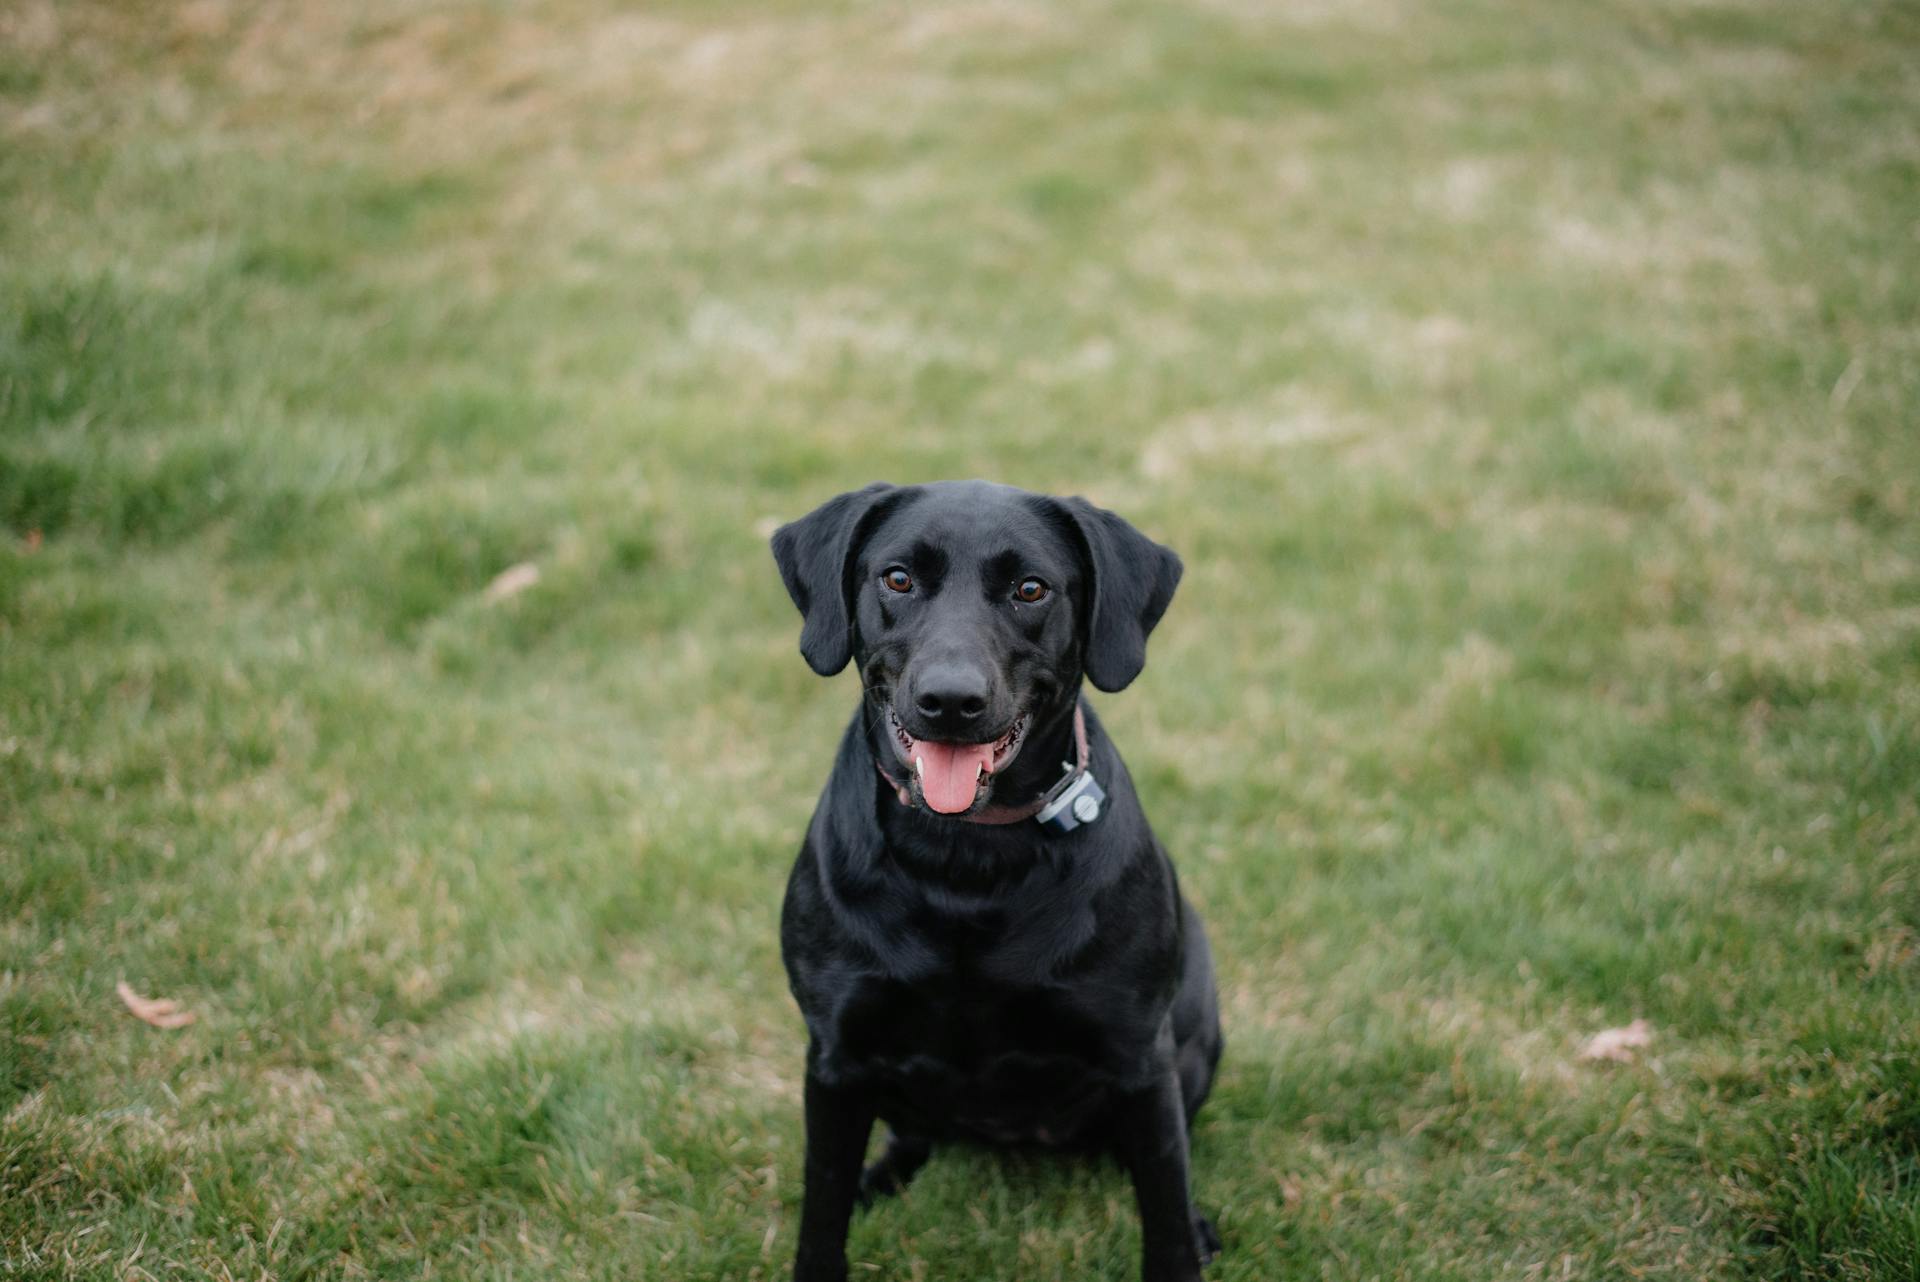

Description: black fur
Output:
[771,480,1223,1282]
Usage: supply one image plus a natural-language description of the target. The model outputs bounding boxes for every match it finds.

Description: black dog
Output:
[770,481,1223,1282]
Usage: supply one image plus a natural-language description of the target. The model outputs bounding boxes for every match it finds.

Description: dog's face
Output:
[772,481,1181,815]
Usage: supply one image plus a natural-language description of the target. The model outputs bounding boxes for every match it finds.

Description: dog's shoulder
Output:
[780,714,934,987]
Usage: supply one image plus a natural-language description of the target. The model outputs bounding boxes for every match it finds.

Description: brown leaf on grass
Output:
[1578,1018,1652,1063]
[482,561,540,603]
[117,981,196,1029]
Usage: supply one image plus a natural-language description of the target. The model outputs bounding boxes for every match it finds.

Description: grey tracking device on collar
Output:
[1035,769,1106,834]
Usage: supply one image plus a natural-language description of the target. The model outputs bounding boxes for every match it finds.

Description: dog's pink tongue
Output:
[914,740,995,814]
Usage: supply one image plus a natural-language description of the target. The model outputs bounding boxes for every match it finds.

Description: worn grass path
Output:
[4,1,1917,1278]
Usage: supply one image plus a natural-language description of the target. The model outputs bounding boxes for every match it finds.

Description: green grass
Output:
[3,0,1917,1277]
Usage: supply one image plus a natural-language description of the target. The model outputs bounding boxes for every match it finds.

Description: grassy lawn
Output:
[4,0,1917,1277]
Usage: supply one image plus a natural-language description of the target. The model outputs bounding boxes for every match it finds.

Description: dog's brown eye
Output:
[883,568,913,593]
[1015,578,1049,603]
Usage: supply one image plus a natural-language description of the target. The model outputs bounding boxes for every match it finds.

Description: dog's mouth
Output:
[886,707,1029,815]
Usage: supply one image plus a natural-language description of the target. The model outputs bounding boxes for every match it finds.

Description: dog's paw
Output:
[855,1134,932,1209]
[854,1162,899,1208]
[1193,1214,1223,1264]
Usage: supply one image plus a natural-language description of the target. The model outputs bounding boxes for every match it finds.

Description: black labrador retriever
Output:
[771,480,1223,1282]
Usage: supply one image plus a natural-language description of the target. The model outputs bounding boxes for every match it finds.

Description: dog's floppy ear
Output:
[770,482,896,676]
[1062,496,1183,693]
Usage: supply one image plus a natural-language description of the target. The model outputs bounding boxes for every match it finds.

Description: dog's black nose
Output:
[911,662,990,733]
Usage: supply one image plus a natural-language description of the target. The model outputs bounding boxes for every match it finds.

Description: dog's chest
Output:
[834,972,1103,1065]
[828,973,1124,1144]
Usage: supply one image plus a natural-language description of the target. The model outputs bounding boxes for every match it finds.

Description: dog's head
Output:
[771,480,1181,815]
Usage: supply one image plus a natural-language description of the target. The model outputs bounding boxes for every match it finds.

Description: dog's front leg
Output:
[1116,1070,1209,1282]
[793,1067,875,1282]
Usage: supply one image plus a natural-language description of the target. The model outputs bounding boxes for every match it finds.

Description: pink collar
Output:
[876,705,1091,825]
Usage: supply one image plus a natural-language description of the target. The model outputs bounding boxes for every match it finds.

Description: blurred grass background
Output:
[3,0,1917,1277]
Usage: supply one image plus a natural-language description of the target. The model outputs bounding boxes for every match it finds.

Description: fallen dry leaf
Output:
[482,562,540,603]
[1578,1018,1652,1063]
[117,981,196,1030]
